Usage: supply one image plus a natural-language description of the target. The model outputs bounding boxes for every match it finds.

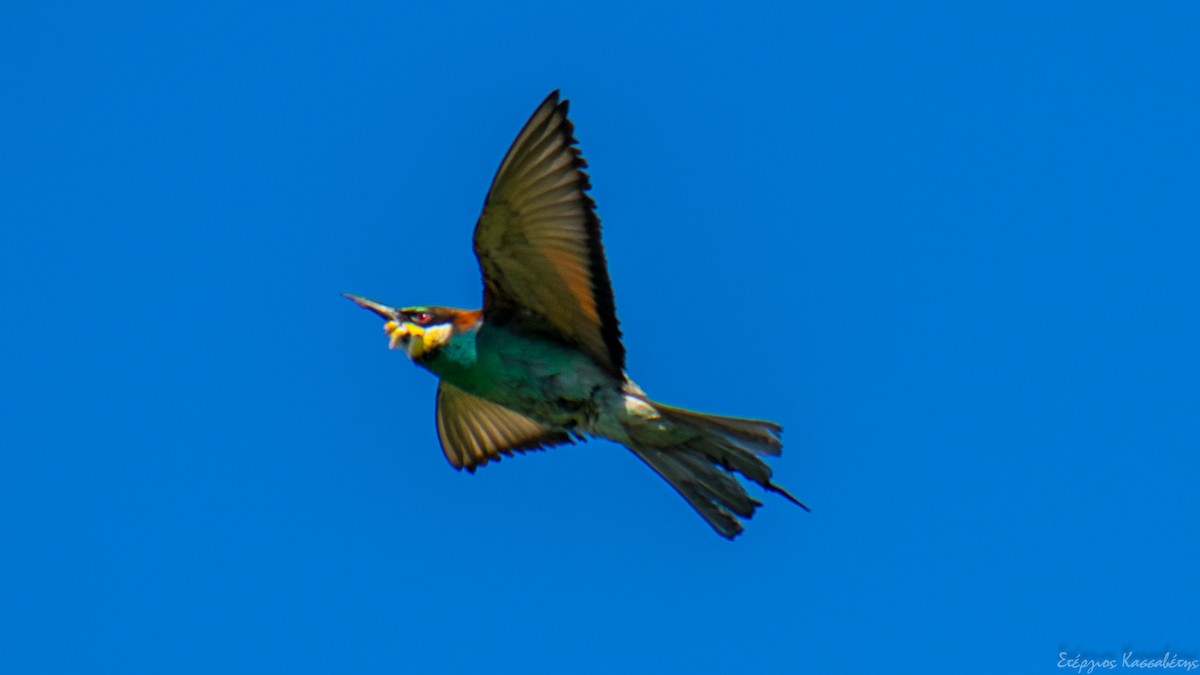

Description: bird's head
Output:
[343,294,474,360]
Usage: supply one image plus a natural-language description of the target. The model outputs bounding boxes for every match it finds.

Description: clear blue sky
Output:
[2,2,1197,673]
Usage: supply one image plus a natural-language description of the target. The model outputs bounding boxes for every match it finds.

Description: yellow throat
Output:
[384,320,453,359]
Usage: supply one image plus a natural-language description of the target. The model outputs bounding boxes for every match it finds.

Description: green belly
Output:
[418,324,614,425]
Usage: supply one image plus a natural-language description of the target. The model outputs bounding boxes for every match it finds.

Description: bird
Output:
[344,90,807,539]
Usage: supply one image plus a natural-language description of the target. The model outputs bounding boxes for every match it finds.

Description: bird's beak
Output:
[343,293,419,350]
[342,293,397,320]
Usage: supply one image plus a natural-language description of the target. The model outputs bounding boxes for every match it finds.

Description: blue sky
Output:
[3,2,1198,673]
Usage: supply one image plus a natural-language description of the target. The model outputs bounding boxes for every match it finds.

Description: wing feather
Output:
[473,91,625,377]
[435,382,575,472]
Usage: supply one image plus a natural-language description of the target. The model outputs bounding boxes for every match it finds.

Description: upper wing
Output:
[435,381,575,472]
[473,91,624,378]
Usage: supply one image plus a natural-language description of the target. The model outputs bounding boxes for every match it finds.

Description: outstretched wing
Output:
[435,382,576,472]
[473,91,624,378]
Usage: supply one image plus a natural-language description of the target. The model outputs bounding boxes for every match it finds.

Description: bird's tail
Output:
[626,401,808,539]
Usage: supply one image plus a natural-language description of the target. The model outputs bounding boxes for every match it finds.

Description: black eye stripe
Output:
[406,310,436,325]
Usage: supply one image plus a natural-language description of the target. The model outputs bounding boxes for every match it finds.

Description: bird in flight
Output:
[345,91,807,538]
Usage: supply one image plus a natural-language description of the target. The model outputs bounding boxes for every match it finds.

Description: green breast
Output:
[417,327,482,390]
[418,323,613,413]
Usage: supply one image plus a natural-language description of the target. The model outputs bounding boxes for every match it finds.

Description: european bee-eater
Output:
[346,91,807,538]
